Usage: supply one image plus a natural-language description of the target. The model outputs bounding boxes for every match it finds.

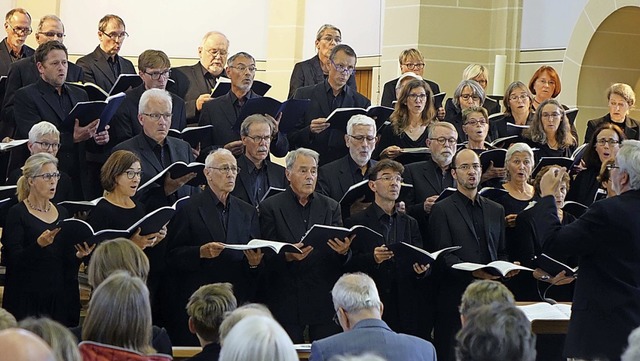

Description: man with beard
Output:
[232,114,287,206]
[198,51,288,157]
[429,148,508,361]
[402,121,457,244]
[317,114,377,221]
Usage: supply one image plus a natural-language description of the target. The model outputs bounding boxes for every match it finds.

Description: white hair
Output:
[285,148,319,171]
[622,326,640,361]
[505,142,534,166]
[617,140,640,191]
[331,273,382,314]
[219,316,297,361]
[346,114,376,135]
[395,72,422,90]
[205,148,234,167]
[138,88,172,115]
[28,122,59,143]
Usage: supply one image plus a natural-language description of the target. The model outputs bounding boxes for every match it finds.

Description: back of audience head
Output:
[219,303,274,344]
[28,121,60,157]
[82,271,154,354]
[19,317,81,361]
[219,315,297,361]
[0,308,17,331]
[0,328,55,361]
[331,273,383,331]
[458,280,515,324]
[87,238,149,288]
[617,139,640,191]
[455,303,536,361]
[186,282,237,345]
[622,325,640,361]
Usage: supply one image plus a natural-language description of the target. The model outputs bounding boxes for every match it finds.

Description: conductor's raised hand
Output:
[540,166,567,197]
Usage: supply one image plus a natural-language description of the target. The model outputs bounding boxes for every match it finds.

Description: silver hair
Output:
[617,140,640,191]
[138,88,172,115]
[28,121,60,143]
[315,24,341,41]
[219,315,298,361]
[200,31,229,48]
[285,148,319,171]
[37,15,63,32]
[505,142,535,167]
[427,121,457,138]
[331,273,382,314]
[240,114,273,137]
[346,114,376,135]
[227,52,255,67]
[205,148,234,167]
[622,326,640,361]
[452,80,486,109]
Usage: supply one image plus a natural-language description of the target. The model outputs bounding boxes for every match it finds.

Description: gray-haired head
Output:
[331,273,382,314]
[138,88,172,115]
[205,148,234,168]
[28,121,60,143]
[285,148,319,171]
[617,139,640,191]
[346,114,376,135]
[453,80,486,109]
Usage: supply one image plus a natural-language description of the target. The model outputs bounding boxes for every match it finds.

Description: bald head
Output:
[0,329,55,361]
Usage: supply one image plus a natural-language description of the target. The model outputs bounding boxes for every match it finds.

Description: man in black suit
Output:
[2,15,84,138]
[317,114,377,221]
[289,44,370,166]
[112,88,196,211]
[232,114,287,206]
[403,122,457,243]
[76,14,135,92]
[535,140,640,361]
[10,41,109,200]
[198,51,288,158]
[0,8,33,76]
[111,49,187,146]
[345,159,432,340]
[169,31,229,124]
[287,24,356,99]
[429,148,509,361]
[165,148,262,345]
[380,48,443,118]
[259,148,352,343]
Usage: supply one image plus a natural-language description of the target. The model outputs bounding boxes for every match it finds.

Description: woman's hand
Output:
[380,145,401,159]
[37,228,60,248]
[75,242,96,258]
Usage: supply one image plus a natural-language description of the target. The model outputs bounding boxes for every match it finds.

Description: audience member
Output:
[19,317,81,361]
[309,272,436,361]
[169,31,229,123]
[185,283,238,361]
[76,14,135,92]
[458,280,515,325]
[218,303,274,344]
[219,315,298,361]
[622,326,640,361]
[0,328,55,361]
[199,51,288,157]
[455,303,536,361]
[232,114,288,206]
[0,308,17,330]
[165,148,261,345]
[288,24,356,99]
[290,44,370,166]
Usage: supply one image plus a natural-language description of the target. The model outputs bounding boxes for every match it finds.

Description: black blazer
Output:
[489,113,534,141]
[537,192,640,360]
[317,155,376,201]
[0,38,34,76]
[287,55,356,99]
[258,188,344,325]
[168,63,228,123]
[75,46,136,92]
[198,91,289,157]
[110,84,187,145]
[232,155,287,206]
[380,77,440,108]
[585,114,640,143]
[290,82,370,166]
[112,134,196,211]
[402,159,455,246]
[165,190,261,344]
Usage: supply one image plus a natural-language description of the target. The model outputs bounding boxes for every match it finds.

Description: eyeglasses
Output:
[541,112,562,120]
[460,94,480,101]
[142,113,172,121]
[100,31,129,40]
[32,172,61,181]
[455,164,482,171]
[330,60,355,75]
[7,23,32,36]
[596,139,620,147]
[246,135,272,143]
[37,31,65,39]
[606,164,620,171]
[429,137,457,145]
[320,35,341,44]
[536,79,556,87]
[463,118,488,126]
[403,63,425,70]
[332,312,340,326]
[34,141,61,150]
[509,94,529,102]
[143,70,171,80]
[123,170,143,179]
[375,175,403,183]
[205,48,228,57]
[208,166,240,174]
[348,135,376,143]
[228,65,256,73]
[407,93,427,102]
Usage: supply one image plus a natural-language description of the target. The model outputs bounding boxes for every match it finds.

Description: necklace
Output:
[26,198,51,213]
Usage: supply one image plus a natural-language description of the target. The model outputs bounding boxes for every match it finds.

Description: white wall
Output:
[520,0,588,50]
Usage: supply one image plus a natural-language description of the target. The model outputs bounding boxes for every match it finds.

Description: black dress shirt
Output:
[455,191,491,263]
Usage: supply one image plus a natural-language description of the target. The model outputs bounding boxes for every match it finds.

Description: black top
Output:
[373,123,430,165]
[186,342,220,361]
[88,198,147,231]
[566,167,600,207]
